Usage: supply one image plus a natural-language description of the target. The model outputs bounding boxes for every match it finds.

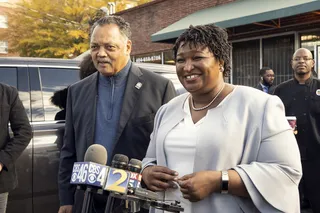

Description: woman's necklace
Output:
[190,83,226,111]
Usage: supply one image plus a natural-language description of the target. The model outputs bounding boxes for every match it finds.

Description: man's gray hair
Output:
[90,15,132,39]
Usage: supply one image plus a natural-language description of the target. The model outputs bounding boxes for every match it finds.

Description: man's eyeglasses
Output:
[292,57,313,62]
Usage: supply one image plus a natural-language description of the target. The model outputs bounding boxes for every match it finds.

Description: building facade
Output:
[117,0,320,87]
[0,0,19,56]
[118,0,236,64]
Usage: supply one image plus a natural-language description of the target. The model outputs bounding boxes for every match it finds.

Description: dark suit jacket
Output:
[0,83,32,193]
[256,83,275,94]
[58,64,176,210]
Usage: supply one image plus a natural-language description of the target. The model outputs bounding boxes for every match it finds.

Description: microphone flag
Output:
[70,162,108,187]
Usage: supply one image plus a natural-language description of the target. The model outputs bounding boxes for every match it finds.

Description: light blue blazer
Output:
[142,86,302,213]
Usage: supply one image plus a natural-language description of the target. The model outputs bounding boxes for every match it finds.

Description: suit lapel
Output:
[115,64,144,143]
[85,72,99,148]
[156,95,187,167]
[0,87,3,126]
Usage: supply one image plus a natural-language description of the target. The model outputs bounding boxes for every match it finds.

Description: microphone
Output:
[128,159,142,173]
[84,144,108,164]
[104,154,130,213]
[128,159,142,189]
[100,155,183,212]
[126,159,142,212]
[70,144,109,188]
[69,144,108,213]
[71,149,184,212]
[111,154,129,169]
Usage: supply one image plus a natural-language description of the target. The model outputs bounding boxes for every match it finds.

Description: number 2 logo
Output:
[104,168,130,194]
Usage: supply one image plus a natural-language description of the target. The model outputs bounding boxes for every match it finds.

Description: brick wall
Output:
[117,0,237,55]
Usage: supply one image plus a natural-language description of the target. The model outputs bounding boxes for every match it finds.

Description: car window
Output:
[39,68,79,121]
[0,67,17,87]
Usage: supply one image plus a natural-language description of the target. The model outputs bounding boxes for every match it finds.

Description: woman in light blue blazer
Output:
[141,24,302,213]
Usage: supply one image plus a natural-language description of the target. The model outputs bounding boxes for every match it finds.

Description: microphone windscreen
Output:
[128,158,142,173]
[84,144,108,165]
[111,154,129,169]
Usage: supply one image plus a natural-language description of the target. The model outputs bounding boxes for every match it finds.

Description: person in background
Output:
[79,53,97,80]
[51,88,68,121]
[0,83,32,213]
[256,67,275,94]
[274,48,320,213]
[58,16,176,213]
[142,24,302,213]
[50,54,97,121]
[51,55,98,150]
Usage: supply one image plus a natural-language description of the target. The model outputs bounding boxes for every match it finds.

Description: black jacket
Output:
[256,83,276,94]
[0,83,32,193]
[273,77,320,160]
[58,64,176,210]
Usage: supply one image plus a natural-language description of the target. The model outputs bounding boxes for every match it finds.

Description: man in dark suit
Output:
[274,48,320,213]
[58,16,176,213]
[0,83,32,213]
[256,67,275,94]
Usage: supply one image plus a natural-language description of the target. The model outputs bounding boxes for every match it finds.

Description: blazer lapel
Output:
[257,84,263,91]
[0,88,3,126]
[85,72,99,148]
[115,64,144,143]
[156,95,187,167]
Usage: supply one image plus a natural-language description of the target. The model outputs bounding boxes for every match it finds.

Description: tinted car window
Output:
[39,68,79,121]
[0,67,17,87]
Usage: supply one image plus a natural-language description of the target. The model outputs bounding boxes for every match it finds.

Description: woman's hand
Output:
[142,166,179,192]
[178,171,221,202]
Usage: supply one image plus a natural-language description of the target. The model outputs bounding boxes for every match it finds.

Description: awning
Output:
[151,0,320,43]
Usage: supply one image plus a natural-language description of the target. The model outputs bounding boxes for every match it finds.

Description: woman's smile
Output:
[185,74,200,82]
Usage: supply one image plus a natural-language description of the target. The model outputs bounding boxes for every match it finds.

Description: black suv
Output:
[0,57,181,213]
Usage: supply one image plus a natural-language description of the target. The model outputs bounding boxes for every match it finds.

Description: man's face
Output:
[90,24,132,77]
[262,69,275,86]
[291,49,315,76]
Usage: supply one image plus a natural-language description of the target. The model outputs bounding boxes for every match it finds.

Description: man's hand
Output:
[0,163,2,172]
[58,205,72,213]
[142,166,179,192]
[178,171,221,202]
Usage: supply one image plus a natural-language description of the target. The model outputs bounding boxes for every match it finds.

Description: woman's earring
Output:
[220,66,224,72]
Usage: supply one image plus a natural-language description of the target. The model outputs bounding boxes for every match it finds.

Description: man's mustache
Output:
[97,60,112,64]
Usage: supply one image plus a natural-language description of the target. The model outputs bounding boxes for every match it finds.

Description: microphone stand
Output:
[128,200,140,212]
[104,193,115,213]
[104,163,128,213]
[105,191,184,213]
[80,186,94,213]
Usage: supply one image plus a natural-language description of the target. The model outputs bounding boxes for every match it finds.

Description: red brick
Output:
[116,0,236,55]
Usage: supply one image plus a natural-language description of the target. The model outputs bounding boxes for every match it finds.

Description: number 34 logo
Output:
[104,168,130,194]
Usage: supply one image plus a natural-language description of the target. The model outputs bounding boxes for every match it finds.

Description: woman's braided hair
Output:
[173,24,231,77]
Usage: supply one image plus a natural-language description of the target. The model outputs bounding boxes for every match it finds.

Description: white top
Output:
[164,97,205,213]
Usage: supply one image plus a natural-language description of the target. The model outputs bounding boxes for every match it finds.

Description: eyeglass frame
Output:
[292,57,314,62]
